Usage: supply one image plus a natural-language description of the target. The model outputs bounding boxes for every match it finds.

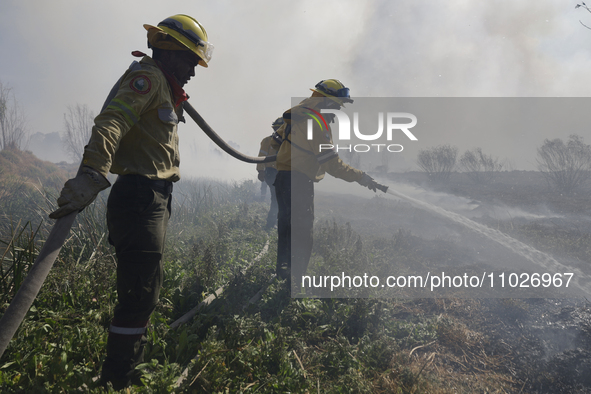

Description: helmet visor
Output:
[315,81,353,103]
[159,18,214,63]
[200,41,214,63]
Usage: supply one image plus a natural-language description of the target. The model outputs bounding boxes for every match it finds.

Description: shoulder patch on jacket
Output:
[129,75,152,94]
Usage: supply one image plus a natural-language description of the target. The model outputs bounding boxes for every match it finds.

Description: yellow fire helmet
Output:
[144,14,213,68]
[310,79,354,106]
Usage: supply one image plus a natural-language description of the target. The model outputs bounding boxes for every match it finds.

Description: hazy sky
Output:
[2,0,591,179]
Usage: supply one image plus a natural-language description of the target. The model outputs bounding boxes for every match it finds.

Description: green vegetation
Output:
[1,149,590,393]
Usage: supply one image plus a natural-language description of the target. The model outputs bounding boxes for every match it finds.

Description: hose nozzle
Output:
[376,183,389,193]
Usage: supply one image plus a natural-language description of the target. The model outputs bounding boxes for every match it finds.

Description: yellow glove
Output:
[49,166,111,219]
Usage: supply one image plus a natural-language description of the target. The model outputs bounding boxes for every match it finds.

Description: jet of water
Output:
[384,186,591,296]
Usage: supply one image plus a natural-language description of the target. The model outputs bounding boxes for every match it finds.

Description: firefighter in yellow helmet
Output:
[49,14,213,389]
[272,79,386,292]
[257,117,284,230]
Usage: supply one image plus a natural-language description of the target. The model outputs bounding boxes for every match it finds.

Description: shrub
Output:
[459,147,504,184]
[416,144,458,183]
[536,134,591,194]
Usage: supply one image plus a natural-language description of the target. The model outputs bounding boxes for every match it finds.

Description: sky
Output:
[2,0,591,180]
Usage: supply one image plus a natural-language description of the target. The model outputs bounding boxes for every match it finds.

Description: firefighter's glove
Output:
[49,166,111,219]
[357,173,388,193]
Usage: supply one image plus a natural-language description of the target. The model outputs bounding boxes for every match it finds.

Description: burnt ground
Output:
[436,172,591,393]
[397,171,591,393]
[433,297,591,393]
[314,171,591,393]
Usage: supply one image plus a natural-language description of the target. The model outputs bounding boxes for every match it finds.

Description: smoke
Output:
[2,0,591,178]
[351,0,587,97]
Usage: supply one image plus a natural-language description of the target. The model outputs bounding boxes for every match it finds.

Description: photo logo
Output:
[303,107,329,135]
[306,109,418,153]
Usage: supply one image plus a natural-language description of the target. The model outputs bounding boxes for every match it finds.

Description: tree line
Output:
[2,78,590,194]
[416,135,591,194]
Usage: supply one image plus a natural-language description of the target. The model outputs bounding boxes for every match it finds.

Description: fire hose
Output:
[182,101,276,164]
[0,101,276,359]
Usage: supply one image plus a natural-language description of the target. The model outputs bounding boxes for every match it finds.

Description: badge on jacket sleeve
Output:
[130,75,152,94]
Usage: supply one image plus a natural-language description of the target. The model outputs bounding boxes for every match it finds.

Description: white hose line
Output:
[173,237,271,388]
[170,238,270,330]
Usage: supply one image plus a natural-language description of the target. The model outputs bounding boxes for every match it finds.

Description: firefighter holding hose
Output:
[49,14,213,389]
[272,79,387,291]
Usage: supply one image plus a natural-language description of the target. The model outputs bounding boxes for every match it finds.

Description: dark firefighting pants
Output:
[264,167,279,229]
[275,170,314,286]
[101,175,172,389]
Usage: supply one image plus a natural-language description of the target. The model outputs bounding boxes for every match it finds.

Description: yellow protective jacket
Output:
[256,135,278,172]
[82,56,183,182]
[273,97,363,183]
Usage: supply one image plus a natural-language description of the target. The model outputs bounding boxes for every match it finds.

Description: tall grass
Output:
[1,168,564,393]
[0,220,40,306]
[169,177,259,229]
[0,175,278,392]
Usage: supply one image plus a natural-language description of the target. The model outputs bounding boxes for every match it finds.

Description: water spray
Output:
[381,183,591,296]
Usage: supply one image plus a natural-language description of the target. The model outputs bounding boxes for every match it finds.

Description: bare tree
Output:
[0,81,27,151]
[416,144,458,183]
[459,147,504,184]
[576,2,591,29]
[536,134,591,194]
[62,104,95,163]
